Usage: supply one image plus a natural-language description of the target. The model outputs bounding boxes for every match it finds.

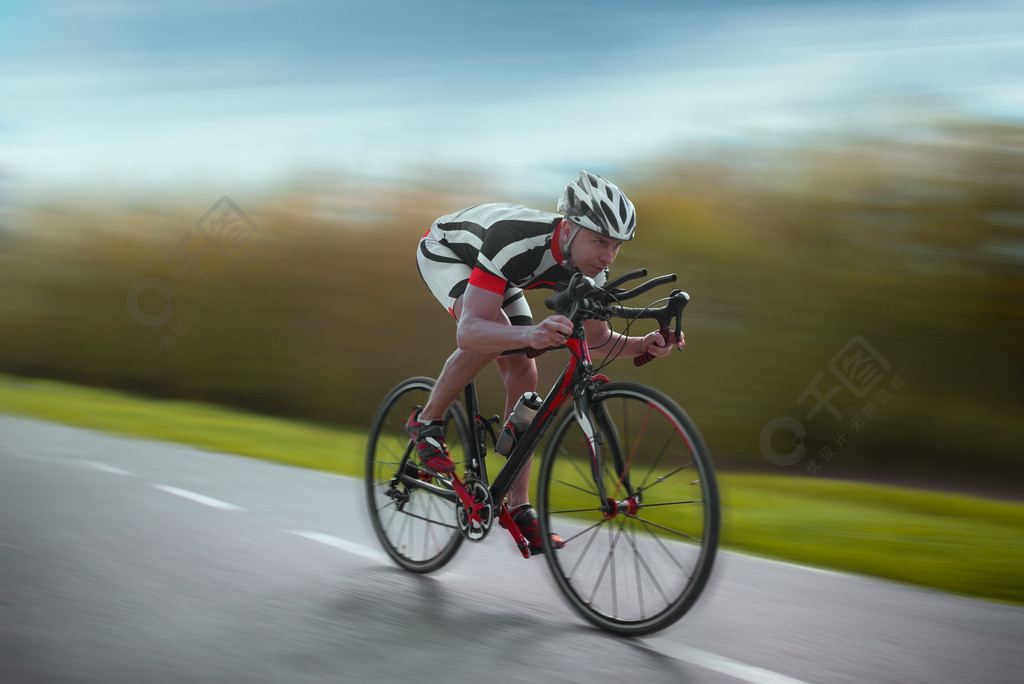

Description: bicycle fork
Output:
[574,393,609,505]
[575,392,640,519]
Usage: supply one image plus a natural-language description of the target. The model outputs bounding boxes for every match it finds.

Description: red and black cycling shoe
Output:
[502,503,565,555]
[406,407,456,474]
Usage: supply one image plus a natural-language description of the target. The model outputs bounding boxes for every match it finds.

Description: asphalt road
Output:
[2,415,1021,684]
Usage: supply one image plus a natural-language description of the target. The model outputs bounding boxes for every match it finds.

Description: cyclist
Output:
[409,171,684,554]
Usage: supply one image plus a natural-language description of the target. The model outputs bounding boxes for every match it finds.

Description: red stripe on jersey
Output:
[468,267,507,295]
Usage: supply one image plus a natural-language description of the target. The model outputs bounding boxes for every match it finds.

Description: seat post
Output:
[461,381,487,481]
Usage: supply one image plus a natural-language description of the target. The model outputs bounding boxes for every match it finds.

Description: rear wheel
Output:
[537,382,720,635]
[365,377,471,573]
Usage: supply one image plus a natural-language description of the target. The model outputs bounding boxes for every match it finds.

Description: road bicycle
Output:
[364,269,720,635]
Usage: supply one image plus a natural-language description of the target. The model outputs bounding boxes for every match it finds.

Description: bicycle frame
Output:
[390,327,604,553]
[487,333,600,506]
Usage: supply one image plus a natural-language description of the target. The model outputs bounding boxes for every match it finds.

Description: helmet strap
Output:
[560,219,583,266]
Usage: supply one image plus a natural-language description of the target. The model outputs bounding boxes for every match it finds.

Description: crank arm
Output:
[450,474,484,525]
[498,503,531,559]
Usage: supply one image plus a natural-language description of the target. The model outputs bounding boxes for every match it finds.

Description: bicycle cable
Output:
[591,288,672,374]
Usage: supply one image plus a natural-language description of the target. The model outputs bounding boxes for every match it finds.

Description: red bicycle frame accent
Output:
[486,333,592,492]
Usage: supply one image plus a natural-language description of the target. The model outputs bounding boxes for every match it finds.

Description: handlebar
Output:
[538,271,690,366]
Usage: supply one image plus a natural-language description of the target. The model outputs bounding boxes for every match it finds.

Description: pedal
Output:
[498,503,531,559]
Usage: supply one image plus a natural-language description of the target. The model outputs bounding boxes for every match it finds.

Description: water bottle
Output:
[494,392,542,456]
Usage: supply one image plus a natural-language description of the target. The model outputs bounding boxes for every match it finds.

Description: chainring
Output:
[455,477,494,542]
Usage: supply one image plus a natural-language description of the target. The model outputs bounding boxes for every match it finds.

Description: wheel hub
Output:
[602,496,640,519]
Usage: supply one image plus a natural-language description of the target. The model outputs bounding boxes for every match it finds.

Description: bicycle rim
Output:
[364,377,470,573]
[537,382,720,635]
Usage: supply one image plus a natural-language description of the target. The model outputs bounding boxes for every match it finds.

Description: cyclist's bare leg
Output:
[419,347,498,422]
[418,295,508,423]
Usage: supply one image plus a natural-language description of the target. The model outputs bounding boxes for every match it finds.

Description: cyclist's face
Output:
[566,225,623,277]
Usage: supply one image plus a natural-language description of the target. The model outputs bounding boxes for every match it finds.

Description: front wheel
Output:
[364,377,471,573]
[537,382,720,636]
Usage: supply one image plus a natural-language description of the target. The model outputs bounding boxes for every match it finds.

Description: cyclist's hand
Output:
[643,330,684,358]
[531,316,573,348]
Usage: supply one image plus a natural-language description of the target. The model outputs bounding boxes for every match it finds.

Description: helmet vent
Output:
[600,202,617,227]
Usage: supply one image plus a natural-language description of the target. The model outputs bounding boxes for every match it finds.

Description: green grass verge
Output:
[2,374,1022,605]
[0,375,365,475]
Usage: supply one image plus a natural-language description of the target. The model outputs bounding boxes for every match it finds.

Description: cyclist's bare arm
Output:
[456,284,573,353]
[582,319,685,360]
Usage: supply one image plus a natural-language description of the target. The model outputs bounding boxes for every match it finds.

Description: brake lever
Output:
[634,290,690,367]
[671,290,690,349]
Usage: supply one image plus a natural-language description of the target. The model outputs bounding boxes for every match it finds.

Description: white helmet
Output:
[557,171,636,241]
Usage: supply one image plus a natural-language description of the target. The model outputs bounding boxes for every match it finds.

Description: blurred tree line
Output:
[1,115,1021,496]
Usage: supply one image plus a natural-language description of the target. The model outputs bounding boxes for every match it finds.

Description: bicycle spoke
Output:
[635,498,705,508]
[635,435,672,492]
[608,524,619,617]
[549,506,605,516]
[621,519,673,608]
[394,506,411,551]
[548,477,600,500]
[566,520,607,579]
[632,462,695,497]
[584,525,621,609]
[560,517,611,546]
[629,525,646,618]
[566,453,601,496]
[633,515,703,546]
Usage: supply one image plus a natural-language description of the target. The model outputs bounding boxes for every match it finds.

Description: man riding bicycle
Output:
[409,171,685,554]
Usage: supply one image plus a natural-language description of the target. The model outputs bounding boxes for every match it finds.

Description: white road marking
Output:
[728,549,852,579]
[656,644,815,684]
[83,461,133,476]
[9,451,43,461]
[150,484,246,511]
[290,530,390,564]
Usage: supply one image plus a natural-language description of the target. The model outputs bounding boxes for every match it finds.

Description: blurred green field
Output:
[2,374,1021,605]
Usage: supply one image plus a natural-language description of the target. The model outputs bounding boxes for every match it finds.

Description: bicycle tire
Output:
[364,376,471,573]
[537,381,720,635]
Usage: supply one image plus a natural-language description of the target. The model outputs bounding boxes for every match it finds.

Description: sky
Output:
[1,0,1023,198]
